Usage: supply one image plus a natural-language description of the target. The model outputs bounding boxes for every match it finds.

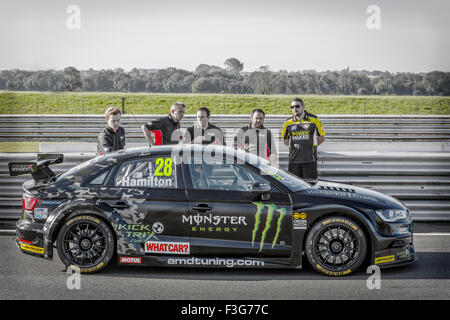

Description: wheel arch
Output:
[300,205,377,265]
[46,201,116,249]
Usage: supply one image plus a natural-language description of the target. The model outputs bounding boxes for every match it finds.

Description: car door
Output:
[183,157,292,258]
[99,155,190,256]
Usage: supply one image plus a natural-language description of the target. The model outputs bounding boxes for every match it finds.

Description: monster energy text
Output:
[182,214,247,226]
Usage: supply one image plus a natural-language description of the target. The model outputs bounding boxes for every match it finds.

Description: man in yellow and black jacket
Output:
[281,98,325,180]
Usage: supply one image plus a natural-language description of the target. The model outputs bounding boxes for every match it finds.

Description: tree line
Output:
[1,58,449,96]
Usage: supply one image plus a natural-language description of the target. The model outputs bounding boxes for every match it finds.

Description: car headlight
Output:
[375,209,410,223]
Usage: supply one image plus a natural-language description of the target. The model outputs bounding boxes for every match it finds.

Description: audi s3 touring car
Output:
[11,145,416,276]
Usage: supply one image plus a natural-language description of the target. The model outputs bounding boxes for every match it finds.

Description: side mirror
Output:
[251,182,271,201]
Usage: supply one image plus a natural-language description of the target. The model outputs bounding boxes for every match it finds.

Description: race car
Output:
[11,145,416,276]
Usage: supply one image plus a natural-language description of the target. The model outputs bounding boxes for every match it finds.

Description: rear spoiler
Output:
[9,153,64,181]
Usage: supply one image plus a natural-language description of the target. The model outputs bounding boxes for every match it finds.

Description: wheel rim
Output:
[62,221,108,268]
[314,225,360,272]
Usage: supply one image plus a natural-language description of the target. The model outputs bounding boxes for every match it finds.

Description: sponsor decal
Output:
[322,218,358,231]
[252,202,286,252]
[80,262,104,273]
[66,215,100,226]
[191,226,239,232]
[20,243,44,254]
[182,213,247,233]
[291,131,310,141]
[34,208,48,220]
[397,226,409,235]
[117,224,158,243]
[12,164,31,172]
[145,241,190,255]
[9,162,36,175]
[293,212,307,230]
[306,189,378,202]
[120,256,142,264]
[168,257,264,268]
[41,200,62,205]
[293,212,307,220]
[293,220,307,230]
[183,214,247,226]
[396,250,409,260]
[375,255,395,264]
[316,264,352,276]
[152,222,164,234]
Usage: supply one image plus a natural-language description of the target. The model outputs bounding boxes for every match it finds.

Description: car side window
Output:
[188,160,269,191]
[114,157,176,189]
[87,169,110,186]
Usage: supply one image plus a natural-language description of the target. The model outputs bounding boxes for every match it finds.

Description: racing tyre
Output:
[57,215,115,274]
[306,216,367,276]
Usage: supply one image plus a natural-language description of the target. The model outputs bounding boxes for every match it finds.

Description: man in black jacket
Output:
[141,102,185,145]
[97,107,126,155]
[234,109,275,161]
[184,107,225,145]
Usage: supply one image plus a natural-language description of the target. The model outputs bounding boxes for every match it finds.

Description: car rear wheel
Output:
[57,215,115,274]
[305,216,367,276]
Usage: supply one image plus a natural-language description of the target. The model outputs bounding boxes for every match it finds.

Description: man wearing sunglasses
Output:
[97,106,126,155]
[281,98,325,180]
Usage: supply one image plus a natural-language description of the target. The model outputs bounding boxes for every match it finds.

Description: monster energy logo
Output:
[251,202,287,252]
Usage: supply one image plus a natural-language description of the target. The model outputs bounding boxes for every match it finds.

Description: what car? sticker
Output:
[145,241,190,255]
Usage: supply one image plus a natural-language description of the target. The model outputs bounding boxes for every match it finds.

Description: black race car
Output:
[11,145,416,276]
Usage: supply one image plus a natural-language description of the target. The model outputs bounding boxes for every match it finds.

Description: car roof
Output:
[105,144,252,160]
[67,145,263,179]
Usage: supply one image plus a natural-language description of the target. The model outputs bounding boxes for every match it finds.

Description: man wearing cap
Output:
[141,102,185,145]
[281,98,325,180]
[97,106,126,155]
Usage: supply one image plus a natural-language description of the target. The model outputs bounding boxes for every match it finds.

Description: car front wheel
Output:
[56,215,115,274]
[305,216,367,276]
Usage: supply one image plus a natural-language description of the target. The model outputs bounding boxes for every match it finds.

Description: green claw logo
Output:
[251,202,287,252]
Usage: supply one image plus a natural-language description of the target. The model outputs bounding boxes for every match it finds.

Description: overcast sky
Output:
[0,0,448,72]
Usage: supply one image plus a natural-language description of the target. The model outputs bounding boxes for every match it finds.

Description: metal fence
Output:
[1,114,450,142]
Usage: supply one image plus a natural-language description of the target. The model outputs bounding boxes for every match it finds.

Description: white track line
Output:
[414,233,450,236]
[0,230,15,234]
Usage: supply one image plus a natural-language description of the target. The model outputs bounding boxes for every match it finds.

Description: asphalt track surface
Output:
[0,223,449,301]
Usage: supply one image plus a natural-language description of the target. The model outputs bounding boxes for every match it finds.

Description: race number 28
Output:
[155,158,173,177]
